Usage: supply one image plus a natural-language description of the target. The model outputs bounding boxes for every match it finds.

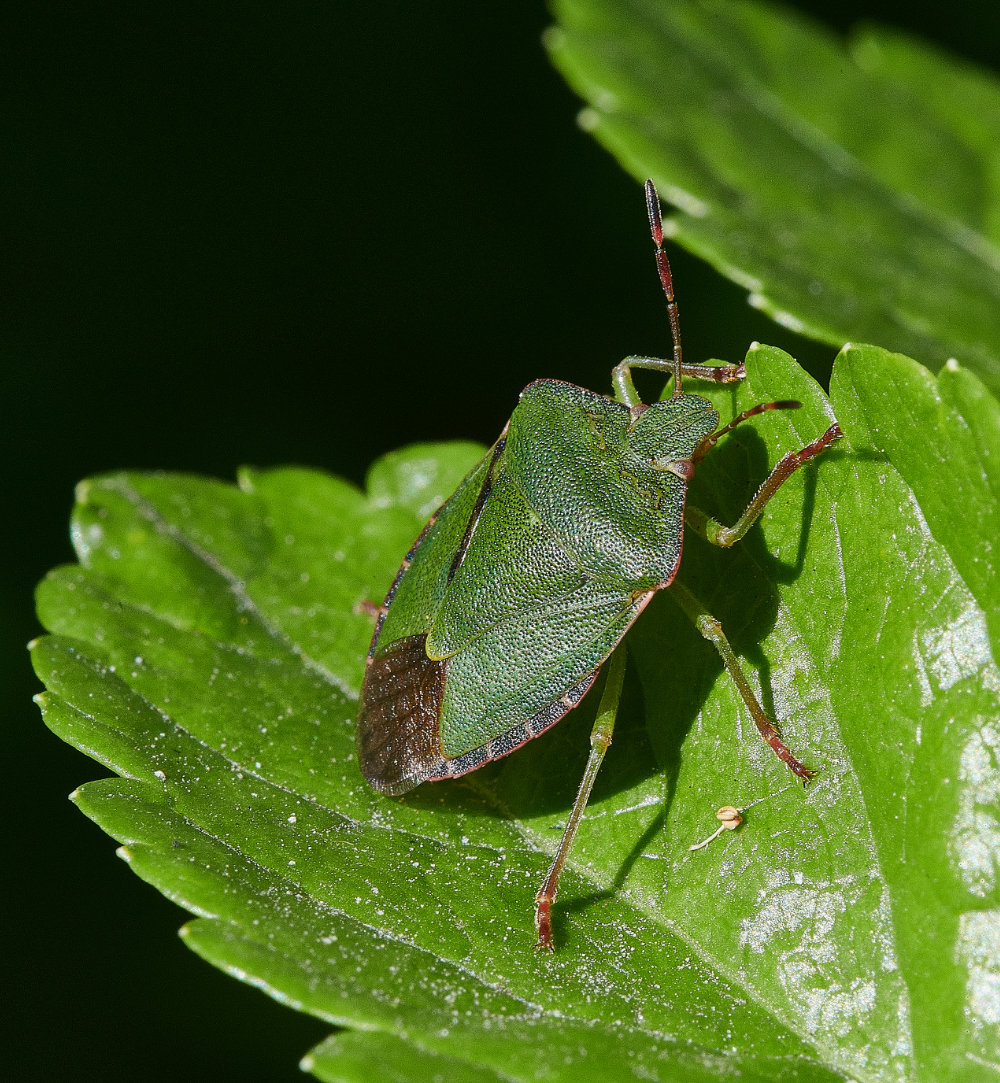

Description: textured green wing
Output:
[423,452,644,757]
[426,463,588,660]
[438,586,643,758]
[375,448,493,648]
[505,380,717,587]
[357,445,496,795]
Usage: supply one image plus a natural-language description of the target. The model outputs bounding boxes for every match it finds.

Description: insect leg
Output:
[612,356,745,407]
[668,581,814,781]
[534,645,628,951]
[685,422,842,548]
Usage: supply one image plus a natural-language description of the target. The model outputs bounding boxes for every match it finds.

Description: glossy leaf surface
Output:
[34,347,1000,1080]
[547,0,1000,395]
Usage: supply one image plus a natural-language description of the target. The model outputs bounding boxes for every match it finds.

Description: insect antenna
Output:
[644,180,683,397]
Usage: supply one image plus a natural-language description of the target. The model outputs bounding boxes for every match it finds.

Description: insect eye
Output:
[654,458,695,480]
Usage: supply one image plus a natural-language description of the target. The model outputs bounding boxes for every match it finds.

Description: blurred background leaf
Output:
[5,1,1000,1080]
[548,0,1000,394]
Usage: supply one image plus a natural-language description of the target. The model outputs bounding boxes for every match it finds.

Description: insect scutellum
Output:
[356,179,843,951]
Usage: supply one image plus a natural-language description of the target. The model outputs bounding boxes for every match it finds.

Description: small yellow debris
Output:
[689,805,744,851]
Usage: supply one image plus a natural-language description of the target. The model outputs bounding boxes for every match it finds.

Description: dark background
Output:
[3,2,996,1079]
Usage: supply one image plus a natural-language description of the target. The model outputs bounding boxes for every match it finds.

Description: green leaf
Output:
[302,1032,508,1083]
[546,0,1000,395]
[34,347,1000,1079]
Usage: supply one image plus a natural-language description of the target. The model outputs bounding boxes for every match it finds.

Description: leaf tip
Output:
[577,107,600,132]
[774,310,805,333]
[116,845,132,863]
[236,466,256,494]
[946,358,961,372]
[651,182,707,219]
[541,25,565,53]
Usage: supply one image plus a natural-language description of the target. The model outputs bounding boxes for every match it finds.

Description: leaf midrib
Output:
[96,474,359,699]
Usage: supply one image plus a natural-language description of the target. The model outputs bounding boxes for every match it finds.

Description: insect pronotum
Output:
[356,181,842,950]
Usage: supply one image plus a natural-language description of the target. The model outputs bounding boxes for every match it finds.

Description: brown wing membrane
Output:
[356,633,447,795]
[358,639,599,795]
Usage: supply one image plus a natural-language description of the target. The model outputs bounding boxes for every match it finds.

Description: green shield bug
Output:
[357,181,842,950]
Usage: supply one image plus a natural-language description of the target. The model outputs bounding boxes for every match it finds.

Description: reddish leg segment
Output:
[668,581,814,781]
[612,355,746,407]
[686,422,843,549]
[535,645,627,950]
[672,420,842,780]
